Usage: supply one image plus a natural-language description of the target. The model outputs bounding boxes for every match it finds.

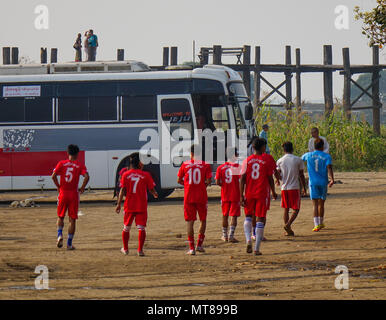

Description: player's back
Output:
[243,154,270,199]
[122,169,155,213]
[179,160,211,204]
[54,160,87,192]
[277,154,304,190]
[216,162,240,202]
[302,151,331,186]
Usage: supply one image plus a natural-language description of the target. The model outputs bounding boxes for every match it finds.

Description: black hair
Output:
[67,144,80,156]
[191,144,199,155]
[252,138,266,152]
[314,138,324,151]
[129,152,141,169]
[282,141,293,153]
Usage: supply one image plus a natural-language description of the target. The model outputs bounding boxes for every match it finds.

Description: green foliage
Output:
[254,106,386,171]
[354,0,386,48]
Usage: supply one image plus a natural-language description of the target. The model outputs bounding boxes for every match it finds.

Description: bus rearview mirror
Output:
[245,103,253,120]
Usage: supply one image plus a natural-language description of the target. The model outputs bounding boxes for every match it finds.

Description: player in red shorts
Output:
[177,145,212,255]
[240,138,277,255]
[215,147,240,243]
[251,138,280,242]
[52,144,89,250]
[115,152,158,256]
[276,142,307,236]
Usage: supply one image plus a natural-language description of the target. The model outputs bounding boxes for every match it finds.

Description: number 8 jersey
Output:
[241,154,271,199]
[53,160,88,192]
[178,160,212,204]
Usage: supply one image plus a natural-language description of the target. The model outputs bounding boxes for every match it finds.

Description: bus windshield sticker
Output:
[3,86,41,98]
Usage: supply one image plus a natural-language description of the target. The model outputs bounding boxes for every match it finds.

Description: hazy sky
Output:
[0,0,384,101]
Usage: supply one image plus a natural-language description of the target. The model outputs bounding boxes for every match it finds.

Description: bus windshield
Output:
[228,82,247,135]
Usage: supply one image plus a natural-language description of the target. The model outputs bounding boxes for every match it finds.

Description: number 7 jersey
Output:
[53,160,88,192]
[121,169,156,213]
[178,160,212,204]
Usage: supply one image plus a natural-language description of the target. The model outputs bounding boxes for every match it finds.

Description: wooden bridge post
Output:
[2,47,11,65]
[11,47,19,64]
[213,45,222,65]
[51,48,58,63]
[170,46,178,65]
[285,46,292,109]
[295,48,301,111]
[117,49,124,61]
[40,48,47,64]
[253,46,261,108]
[372,45,381,135]
[162,47,169,67]
[342,48,351,119]
[323,45,334,116]
[243,45,251,98]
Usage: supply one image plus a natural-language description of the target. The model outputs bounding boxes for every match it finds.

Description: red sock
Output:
[197,234,205,248]
[188,235,195,250]
[122,230,130,251]
[138,229,146,252]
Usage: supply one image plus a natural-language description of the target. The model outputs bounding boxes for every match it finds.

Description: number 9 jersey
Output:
[178,160,212,204]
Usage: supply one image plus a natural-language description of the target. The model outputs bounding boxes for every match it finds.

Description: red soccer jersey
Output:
[53,160,87,192]
[178,160,212,204]
[215,162,241,202]
[121,169,155,213]
[241,154,271,199]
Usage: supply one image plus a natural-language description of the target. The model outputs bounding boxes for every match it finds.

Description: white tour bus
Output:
[0,61,253,199]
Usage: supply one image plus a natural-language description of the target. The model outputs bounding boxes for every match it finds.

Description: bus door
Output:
[157,94,196,189]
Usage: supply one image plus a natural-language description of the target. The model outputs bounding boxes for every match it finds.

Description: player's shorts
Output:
[310,185,327,200]
[221,201,241,217]
[57,191,79,220]
[124,211,148,227]
[244,197,269,218]
[281,189,301,210]
[184,202,208,221]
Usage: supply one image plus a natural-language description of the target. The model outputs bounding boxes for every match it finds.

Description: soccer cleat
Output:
[186,249,196,255]
[120,248,128,255]
[284,226,295,236]
[137,251,145,257]
[262,237,268,241]
[67,245,76,250]
[57,235,63,248]
[246,241,252,253]
[319,223,326,229]
[221,236,228,242]
[312,225,321,232]
[254,251,262,256]
[228,237,239,243]
[196,246,205,253]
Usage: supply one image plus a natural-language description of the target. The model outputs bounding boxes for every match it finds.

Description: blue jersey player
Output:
[302,138,335,232]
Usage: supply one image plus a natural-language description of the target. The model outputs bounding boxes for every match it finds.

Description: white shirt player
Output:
[276,153,304,190]
[308,136,329,153]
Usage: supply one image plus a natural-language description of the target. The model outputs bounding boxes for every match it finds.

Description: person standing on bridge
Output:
[87,29,99,61]
[308,127,329,153]
[73,33,82,62]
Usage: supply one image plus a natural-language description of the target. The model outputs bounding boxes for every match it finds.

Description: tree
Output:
[354,0,386,48]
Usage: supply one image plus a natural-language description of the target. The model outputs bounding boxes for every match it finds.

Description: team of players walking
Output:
[52,134,334,256]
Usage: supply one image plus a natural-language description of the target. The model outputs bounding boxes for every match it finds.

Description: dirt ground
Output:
[0,172,385,300]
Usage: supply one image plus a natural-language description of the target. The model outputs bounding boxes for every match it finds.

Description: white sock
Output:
[314,217,319,227]
[244,217,252,243]
[222,227,228,238]
[255,222,265,252]
[229,226,236,238]
[320,216,324,224]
